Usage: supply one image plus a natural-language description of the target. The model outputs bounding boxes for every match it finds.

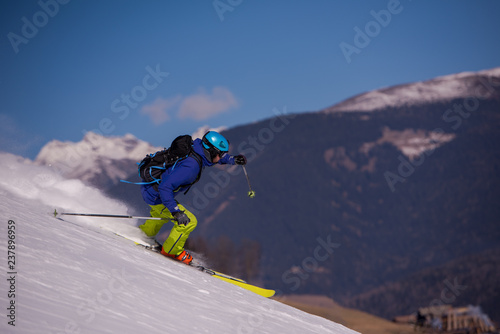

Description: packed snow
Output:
[0,152,357,334]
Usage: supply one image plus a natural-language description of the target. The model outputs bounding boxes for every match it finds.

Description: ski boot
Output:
[161,248,193,265]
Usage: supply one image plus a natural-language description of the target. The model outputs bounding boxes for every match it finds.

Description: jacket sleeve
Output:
[219,154,236,165]
[157,158,200,213]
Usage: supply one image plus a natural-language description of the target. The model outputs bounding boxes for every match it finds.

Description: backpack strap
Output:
[119,179,157,186]
[120,163,166,187]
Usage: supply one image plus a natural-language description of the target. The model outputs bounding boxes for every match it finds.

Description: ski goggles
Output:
[202,138,228,158]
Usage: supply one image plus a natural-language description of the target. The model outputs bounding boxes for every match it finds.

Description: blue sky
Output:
[1,0,499,159]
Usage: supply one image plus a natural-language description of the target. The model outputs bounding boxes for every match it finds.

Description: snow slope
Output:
[0,152,357,334]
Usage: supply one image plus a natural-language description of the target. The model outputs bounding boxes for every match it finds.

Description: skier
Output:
[139,131,247,264]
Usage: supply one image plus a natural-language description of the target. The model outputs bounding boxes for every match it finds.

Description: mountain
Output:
[180,67,500,321]
[347,248,500,321]
[35,132,161,189]
[0,152,357,334]
[325,67,500,113]
[33,67,500,322]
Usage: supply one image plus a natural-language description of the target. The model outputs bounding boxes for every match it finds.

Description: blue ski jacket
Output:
[140,138,235,213]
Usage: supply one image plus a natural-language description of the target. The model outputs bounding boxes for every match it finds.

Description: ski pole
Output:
[242,165,255,198]
[53,210,169,221]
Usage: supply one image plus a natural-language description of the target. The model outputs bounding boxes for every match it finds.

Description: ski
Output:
[204,271,275,298]
[52,212,275,298]
[110,229,275,297]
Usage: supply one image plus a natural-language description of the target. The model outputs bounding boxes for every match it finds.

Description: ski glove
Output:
[173,211,190,225]
[234,155,247,165]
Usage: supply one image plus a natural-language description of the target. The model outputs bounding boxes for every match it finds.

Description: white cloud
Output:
[141,87,239,124]
[140,96,181,125]
[177,86,239,121]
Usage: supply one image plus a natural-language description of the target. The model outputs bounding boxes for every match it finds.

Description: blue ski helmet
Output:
[202,131,229,159]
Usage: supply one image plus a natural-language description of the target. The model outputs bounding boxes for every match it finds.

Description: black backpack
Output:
[123,135,203,193]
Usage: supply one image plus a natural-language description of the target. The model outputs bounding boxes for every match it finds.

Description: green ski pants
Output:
[139,203,197,256]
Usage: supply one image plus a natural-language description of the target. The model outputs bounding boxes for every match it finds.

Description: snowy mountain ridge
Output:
[0,151,357,334]
[33,68,500,189]
[37,132,157,165]
[324,67,500,113]
[34,126,228,189]
[35,132,161,188]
